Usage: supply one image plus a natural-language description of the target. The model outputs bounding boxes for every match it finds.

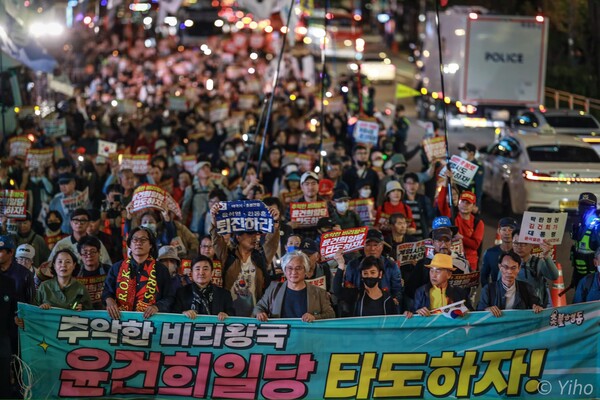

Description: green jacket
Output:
[35,278,93,310]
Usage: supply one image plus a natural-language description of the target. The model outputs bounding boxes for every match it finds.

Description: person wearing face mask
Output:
[332,190,362,230]
[377,153,435,206]
[352,256,399,316]
[216,142,238,172]
[356,180,373,200]
[457,142,484,213]
[342,144,379,198]
[370,151,386,180]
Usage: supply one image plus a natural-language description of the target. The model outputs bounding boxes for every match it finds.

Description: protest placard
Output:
[396,240,428,265]
[9,136,32,158]
[448,155,479,188]
[519,211,567,245]
[325,95,344,113]
[41,118,67,137]
[162,188,183,220]
[120,154,150,175]
[168,96,188,112]
[0,190,27,219]
[98,140,118,158]
[25,148,53,169]
[423,136,447,162]
[282,152,313,172]
[320,227,368,259]
[209,105,229,123]
[215,200,274,235]
[449,272,480,289]
[354,120,379,146]
[61,188,89,216]
[348,198,375,225]
[130,184,167,215]
[289,201,329,227]
[306,276,327,290]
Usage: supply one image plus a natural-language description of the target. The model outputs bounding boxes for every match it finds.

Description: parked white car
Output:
[481,132,600,214]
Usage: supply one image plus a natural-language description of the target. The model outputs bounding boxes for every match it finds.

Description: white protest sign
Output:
[448,155,479,188]
[519,211,567,245]
[354,120,379,146]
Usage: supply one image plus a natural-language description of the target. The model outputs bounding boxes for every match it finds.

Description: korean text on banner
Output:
[289,201,329,227]
[215,200,274,235]
[448,155,479,188]
[61,188,89,216]
[18,302,600,399]
[9,136,32,158]
[41,118,67,137]
[396,240,428,265]
[519,211,568,245]
[423,136,447,162]
[348,198,375,225]
[121,154,151,175]
[130,184,182,219]
[354,120,379,146]
[320,227,368,259]
[25,148,54,169]
[0,190,27,218]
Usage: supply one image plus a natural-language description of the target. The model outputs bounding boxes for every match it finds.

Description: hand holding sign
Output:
[215,200,275,235]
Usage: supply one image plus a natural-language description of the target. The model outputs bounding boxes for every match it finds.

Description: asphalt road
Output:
[367,49,576,304]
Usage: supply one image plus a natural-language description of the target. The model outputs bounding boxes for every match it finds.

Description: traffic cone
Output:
[550,263,567,307]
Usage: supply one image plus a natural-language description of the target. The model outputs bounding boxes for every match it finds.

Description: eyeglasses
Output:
[16,257,32,264]
[71,219,89,224]
[131,237,150,244]
[81,250,99,257]
[286,266,305,272]
[500,264,519,271]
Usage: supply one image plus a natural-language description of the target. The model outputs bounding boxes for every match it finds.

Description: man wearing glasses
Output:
[511,229,558,307]
[478,250,544,316]
[254,250,334,322]
[48,209,112,266]
[75,236,111,309]
[102,226,174,319]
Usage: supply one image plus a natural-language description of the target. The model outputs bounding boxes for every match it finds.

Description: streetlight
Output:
[355,38,365,114]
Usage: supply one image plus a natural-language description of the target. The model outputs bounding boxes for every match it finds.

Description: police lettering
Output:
[484,52,523,64]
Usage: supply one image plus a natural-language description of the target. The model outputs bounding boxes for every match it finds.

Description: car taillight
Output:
[523,170,600,183]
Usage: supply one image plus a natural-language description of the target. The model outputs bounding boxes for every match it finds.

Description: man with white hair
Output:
[254,250,335,322]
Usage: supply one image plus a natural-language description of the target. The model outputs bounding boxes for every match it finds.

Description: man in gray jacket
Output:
[254,250,335,322]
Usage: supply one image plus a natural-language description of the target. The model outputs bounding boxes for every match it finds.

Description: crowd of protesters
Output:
[1,21,599,399]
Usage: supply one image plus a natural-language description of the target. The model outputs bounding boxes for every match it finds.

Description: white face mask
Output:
[236,146,245,155]
[224,149,236,158]
[161,127,172,136]
[174,155,183,165]
[459,151,469,160]
[372,159,384,168]
[359,188,371,198]
[142,223,157,234]
[335,201,349,214]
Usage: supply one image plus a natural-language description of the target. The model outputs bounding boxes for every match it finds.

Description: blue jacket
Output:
[480,245,503,285]
[573,273,600,303]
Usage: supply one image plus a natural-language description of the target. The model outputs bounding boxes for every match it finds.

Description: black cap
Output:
[458,142,477,153]
[317,217,335,230]
[57,173,76,184]
[498,217,518,230]
[333,189,350,201]
[366,229,384,243]
[71,208,90,220]
[87,209,101,222]
[56,158,72,169]
[579,192,597,205]
[299,238,318,254]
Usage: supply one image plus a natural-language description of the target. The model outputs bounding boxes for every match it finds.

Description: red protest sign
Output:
[319,227,368,259]
[25,148,54,169]
[0,190,27,219]
[289,201,329,227]
[130,184,182,220]
[120,154,150,175]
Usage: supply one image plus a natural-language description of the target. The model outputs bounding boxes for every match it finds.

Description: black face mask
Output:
[394,166,406,175]
[47,222,61,232]
[357,160,367,167]
[363,277,380,288]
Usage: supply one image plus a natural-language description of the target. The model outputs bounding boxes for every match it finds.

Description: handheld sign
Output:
[320,227,368,259]
[448,155,479,188]
[353,120,379,146]
[396,240,428,265]
[423,136,446,162]
[289,201,329,227]
[348,198,375,225]
[25,148,54,169]
[216,200,274,235]
[0,190,27,219]
[120,154,151,175]
[61,188,89,217]
[519,211,567,245]
[130,184,182,220]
